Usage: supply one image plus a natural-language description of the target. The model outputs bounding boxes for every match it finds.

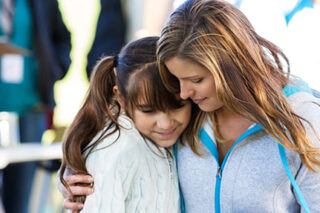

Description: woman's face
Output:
[132,101,191,148]
[165,57,224,112]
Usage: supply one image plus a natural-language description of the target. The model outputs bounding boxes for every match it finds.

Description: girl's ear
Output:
[113,86,125,108]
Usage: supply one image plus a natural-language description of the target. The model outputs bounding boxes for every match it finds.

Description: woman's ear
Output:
[113,86,125,108]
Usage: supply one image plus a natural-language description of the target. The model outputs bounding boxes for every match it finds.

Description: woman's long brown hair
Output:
[157,0,320,171]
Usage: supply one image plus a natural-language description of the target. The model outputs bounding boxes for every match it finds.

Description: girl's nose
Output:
[157,113,174,130]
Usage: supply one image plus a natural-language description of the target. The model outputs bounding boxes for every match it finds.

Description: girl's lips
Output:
[192,98,206,104]
[156,127,177,139]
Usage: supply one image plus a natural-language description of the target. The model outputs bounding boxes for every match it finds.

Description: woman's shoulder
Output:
[284,80,319,117]
[288,91,320,121]
[287,91,320,146]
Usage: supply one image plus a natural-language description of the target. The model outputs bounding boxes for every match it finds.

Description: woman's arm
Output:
[56,168,94,211]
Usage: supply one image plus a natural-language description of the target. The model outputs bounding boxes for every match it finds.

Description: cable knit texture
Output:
[81,115,180,213]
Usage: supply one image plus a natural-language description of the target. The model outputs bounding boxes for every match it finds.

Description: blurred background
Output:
[0,0,319,212]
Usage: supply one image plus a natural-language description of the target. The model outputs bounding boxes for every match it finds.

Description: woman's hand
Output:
[58,173,94,211]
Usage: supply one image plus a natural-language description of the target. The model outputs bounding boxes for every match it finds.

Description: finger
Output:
[69,185,94,196]
[63,198,84,211]
[57,178,71,198]
[65,175,94,185]
[60,185,71,198]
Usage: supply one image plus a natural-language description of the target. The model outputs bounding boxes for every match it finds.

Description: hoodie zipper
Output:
[200,124,263,213]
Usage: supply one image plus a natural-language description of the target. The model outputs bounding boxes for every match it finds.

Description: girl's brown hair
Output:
[157,0,320,171]
[59,36,193,206]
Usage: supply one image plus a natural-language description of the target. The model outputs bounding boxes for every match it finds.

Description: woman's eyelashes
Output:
[191,78,202,83]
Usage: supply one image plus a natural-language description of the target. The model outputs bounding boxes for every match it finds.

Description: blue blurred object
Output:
[285,0,314,24]
[234,0,243,8]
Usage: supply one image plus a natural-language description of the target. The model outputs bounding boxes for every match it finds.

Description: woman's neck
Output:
[211,107,254,164]
[214,107,254,143]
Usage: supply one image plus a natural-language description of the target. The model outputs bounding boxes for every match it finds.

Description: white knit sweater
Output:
[81,115,180,213]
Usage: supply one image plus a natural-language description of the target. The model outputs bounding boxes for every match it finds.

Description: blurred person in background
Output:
[85,0,126,79]
[86,0,174,79]
[0,0,71,212]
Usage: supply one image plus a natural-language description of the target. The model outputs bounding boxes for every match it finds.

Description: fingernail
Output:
[78,203,84,209]
[87,177,93,181]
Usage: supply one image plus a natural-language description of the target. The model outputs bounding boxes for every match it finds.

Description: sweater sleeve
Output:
[80,131,143,213]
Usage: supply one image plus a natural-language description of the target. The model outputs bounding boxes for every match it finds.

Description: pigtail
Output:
[59,56,120,206]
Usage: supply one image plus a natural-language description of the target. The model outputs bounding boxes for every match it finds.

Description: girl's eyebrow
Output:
[136,104,151,109]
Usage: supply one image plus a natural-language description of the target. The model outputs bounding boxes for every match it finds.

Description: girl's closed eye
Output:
[141,109,154,113]
[137,105,155,113]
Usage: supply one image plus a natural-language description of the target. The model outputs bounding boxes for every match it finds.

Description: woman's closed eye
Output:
[191,78,202,83]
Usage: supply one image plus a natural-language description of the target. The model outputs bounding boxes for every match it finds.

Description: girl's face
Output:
[165,57,224,112]
[132,101,191,148]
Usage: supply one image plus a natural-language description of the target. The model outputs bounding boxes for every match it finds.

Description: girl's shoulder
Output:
[87,115,167,164]
[85,116,147,172]
[92,115,145,152]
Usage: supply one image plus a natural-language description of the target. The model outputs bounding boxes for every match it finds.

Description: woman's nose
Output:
[180,82,193,100]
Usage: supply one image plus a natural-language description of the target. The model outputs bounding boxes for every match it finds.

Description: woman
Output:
[59,36,194,212]
[157,0,320,212]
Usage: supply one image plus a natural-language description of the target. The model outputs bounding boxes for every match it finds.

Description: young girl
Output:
[157,0,320,212]
[59,36,193,212]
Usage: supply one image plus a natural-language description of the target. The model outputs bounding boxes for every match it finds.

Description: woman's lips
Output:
[192,97,206,104]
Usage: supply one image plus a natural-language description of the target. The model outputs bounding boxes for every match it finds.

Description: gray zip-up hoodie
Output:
[177,84,320,213]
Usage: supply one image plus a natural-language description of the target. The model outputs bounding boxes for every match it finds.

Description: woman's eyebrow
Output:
[180,75,201,80]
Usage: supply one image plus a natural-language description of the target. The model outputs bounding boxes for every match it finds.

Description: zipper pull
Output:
[216,167,222,179]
